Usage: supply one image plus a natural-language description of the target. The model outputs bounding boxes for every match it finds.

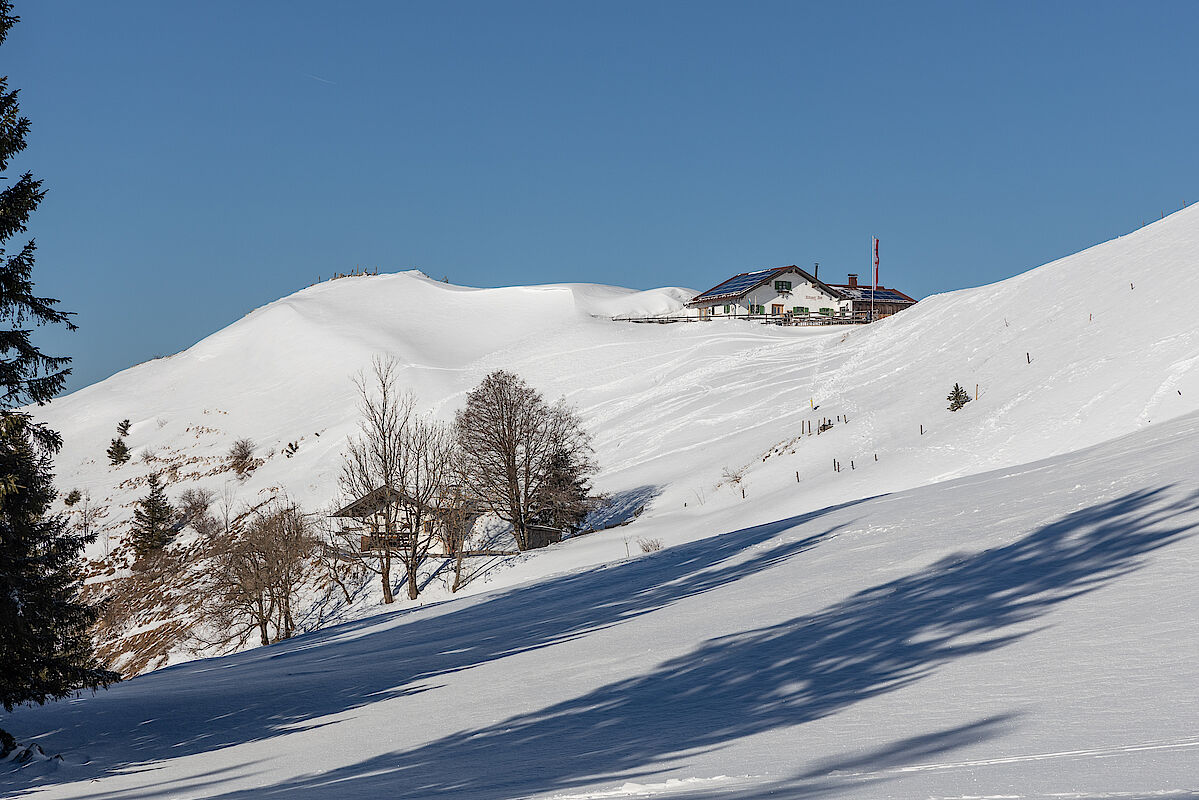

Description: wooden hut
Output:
[330,484,489,555]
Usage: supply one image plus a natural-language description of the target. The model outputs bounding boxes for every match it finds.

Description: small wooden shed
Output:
[329,485,414,552]
[524,524,564,550]
[331,484,488,554]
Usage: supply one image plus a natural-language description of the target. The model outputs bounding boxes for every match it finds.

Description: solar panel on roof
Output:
[694,268,779,300]
[826,286,912,303]
[850,289,910,302]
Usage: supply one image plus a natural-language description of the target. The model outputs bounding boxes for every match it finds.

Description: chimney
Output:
[847,273,858,288]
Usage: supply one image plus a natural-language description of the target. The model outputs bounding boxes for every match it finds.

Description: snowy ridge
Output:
[5,207,1199,797]
[41,207,1199,531]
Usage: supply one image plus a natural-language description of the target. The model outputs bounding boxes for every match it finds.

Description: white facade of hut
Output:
[688,266,848,319]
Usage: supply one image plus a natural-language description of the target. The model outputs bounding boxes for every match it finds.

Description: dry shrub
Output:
[720,465,745,485]
[228,438,257,477]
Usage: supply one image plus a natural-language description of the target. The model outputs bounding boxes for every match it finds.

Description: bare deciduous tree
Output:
[436,473,482,593]
[208,529,273,648]
[454,370,596,551]
[65,490,106,554]
[315,512,367,604]
[393,413,457,600]
[336,357,457,602]
[337,357,413,604]
[204,499,318,648]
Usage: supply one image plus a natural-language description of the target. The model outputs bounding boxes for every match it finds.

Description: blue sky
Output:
[7,1,1199,392]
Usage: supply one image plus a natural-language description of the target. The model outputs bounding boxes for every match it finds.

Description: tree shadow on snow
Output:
[188,485,1197,800]
[0,496,869,795]
[577,484,663,534]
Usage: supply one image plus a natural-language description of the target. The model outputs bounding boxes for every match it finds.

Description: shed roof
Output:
[329,485,404,518]
[330,484,484,519]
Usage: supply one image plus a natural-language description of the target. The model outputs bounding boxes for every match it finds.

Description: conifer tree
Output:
[130,473,174,558]
[116,419,130,436]
[0,0,117,746]
[0,13,73,415]
[530,445,595,533]
[0,416,117,728]
[947,382,971,412]
[106,437,130,465]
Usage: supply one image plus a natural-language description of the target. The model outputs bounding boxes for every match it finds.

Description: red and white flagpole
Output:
[870,237,879,321]
[873,237,879,288]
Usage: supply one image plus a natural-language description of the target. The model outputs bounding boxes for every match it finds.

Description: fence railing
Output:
[611,311,882,326]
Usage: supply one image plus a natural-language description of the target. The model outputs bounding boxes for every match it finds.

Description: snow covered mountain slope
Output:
[5,204,1199,797]
[37,206,1199,598]
[5,399,1198,798]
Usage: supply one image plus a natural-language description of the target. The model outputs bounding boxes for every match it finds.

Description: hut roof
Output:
[687,265,840,306]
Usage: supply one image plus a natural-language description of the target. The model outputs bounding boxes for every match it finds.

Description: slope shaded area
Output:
[4,409,1197,798]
